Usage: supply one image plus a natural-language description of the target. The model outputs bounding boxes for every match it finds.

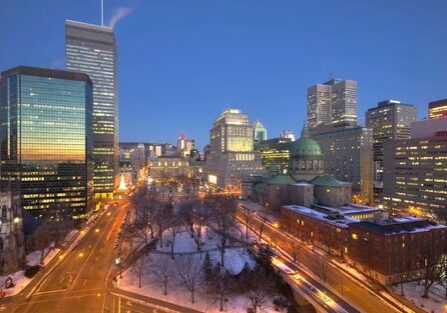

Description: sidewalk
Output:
[110,287,203,313]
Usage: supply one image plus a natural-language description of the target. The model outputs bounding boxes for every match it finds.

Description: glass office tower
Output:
[65,20,118,199]
[0,66,93,220]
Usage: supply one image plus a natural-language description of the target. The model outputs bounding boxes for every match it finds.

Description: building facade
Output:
[254,137,292,174]
[382,119,447,219]
[149,156,190,180]
[280,130,296,141]
[253,120,267,142]
[307,79,358,129]
[280,204,447,285]
[366,100,417,187]
[428,98,447,119]
[243,125,352,210]
[176,134,195,158]
[206,109,263,190]
[0,66,93,221]
[65,20,118,200]
[0,192,25,274]
[311,125,374,203]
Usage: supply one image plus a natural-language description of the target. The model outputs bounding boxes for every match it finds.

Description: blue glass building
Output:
[0,66,93,221]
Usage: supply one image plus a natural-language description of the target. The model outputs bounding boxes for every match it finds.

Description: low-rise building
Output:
[149,156,190,180]
[280,204,447,285]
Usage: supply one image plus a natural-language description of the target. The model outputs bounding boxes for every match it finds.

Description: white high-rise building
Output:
[253,120,267,142]
[65,20,118,199]
[307,79,358,129]
[206,109,263,190]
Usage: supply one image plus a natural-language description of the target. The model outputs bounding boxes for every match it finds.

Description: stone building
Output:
[242,125,351,209]
[280,204,447,285]
[206,109,263,191]
[0,192,25,274]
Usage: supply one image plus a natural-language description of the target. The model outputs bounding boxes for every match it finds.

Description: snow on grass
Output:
[157,227,256,276]
[0,247,62,297]
[0,270,30,297]
[117,227,279,312]
[392,281,447,313]
[26,247,61,267]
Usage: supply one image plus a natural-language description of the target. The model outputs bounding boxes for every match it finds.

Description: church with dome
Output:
[242,124,352,209]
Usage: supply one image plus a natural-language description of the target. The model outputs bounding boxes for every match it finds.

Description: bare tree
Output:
[241,208,252,240]
[28,223,51,264]
[155,203,171,248]
[210,265,232,312]
[438,254,447,300]
[287,240,302,263]
[150,257,173,295]
[175,255,203,304]
[206,195,237,267]
[414,238,443,298]
[241,266,274,313]
[167,215,182,259]
[132,253,148,288]
[178,200,207,251]
[316,255,329,283]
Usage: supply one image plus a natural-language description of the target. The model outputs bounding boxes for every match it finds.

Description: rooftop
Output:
[350,217,446,235]
[1,66,92,85]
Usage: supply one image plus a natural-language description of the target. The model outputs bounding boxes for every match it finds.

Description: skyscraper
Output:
[382,118,447,218]
[307,79,358,129]
[65,20,118,200]
[0,66,93,221]
[366,100,417,187]
[307,83,331,129]
[428,98,447,119]
[206,109,263,190]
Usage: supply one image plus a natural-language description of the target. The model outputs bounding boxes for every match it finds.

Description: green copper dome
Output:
[290,124,322,157]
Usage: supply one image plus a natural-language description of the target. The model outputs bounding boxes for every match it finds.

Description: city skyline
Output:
[1,0,447,148]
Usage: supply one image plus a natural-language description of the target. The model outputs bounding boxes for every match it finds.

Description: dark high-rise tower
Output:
[65,20,118,200]
[0,66,93,221]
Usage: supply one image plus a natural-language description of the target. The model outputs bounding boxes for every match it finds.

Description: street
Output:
[3,194,200,313]
[235,202,419,313]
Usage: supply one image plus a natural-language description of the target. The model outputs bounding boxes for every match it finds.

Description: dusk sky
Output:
[1,0,446,149]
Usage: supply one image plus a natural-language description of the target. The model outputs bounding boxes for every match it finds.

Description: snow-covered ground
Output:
[26,247,61,267]
[392,281,446,313]
[118,227,281,312]
[0,247,61,297]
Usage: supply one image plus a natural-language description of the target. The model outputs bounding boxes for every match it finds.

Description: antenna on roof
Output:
[101,0,104,26]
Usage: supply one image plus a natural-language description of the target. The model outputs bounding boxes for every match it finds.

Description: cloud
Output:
[109,7,133,28]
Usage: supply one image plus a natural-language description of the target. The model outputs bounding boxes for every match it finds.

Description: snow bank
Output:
[392,281,446,313]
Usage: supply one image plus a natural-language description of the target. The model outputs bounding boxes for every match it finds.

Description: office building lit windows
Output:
[65,20,118,199]
[0,66,93,221]
[428,99,447,120]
